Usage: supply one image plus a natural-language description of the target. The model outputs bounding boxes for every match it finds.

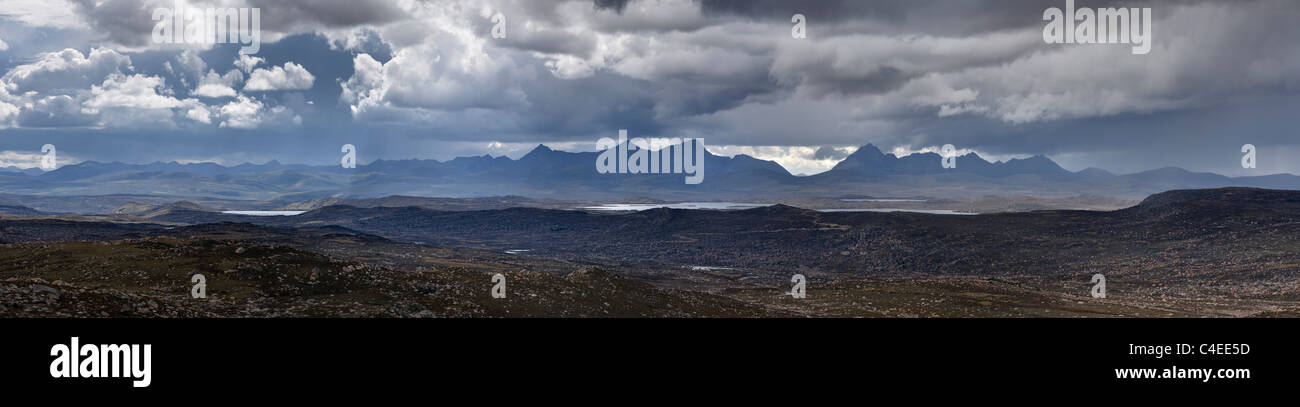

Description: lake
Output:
[818,208,977,215]
[580,202,976,215]
[581,202,770,211]
[220,211,307,216]
[840,198,927,202]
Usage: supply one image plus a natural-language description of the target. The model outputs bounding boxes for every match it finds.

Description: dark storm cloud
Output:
[244,0,406,29]
[812,146,850,161]
[474,16,597,58]
[794,65,908,98]
[593,0,630,13]
[698,0,1165,35]
[67,0,158,46]
[3,0,1299,176]
[66,0,408,47]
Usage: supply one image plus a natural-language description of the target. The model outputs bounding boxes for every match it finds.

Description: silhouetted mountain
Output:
[2,142,1299,201]
[817,144,1070,179]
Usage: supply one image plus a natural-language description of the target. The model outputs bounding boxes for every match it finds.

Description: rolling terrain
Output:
[3,187,1299,317]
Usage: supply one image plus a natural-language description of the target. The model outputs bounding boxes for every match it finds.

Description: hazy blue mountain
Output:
[0,166,46,176]
[2,142,1298,201]
[816,144,1071,179]
[1075,167,1115,179]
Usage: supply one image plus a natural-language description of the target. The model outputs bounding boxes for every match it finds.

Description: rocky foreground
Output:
[3,187,1300,318]
[3,236,1297,318]
[0,238,777,317]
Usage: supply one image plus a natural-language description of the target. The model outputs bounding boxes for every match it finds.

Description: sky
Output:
[0,0,1298,176]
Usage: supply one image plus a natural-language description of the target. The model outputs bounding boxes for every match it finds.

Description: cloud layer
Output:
[0,0,1298,176]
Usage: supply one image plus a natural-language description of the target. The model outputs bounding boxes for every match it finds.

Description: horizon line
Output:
[3,142,1292,179]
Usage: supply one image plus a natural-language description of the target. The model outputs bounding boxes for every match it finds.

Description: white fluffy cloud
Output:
[0,82,17,128]
[193,70,244,98]
[193,83,237,98]
[82,73,184,112]
[1,48,133,95]
[708,145,850,176]
[0,0,85,30]
[184,102,213,124]
[217,95,264,128]
[0,101,18,128]
[0,47,253,129]
[339,53,386,115]
[234,54,265,73]
[244,62,317,91]
[217,95,301,128]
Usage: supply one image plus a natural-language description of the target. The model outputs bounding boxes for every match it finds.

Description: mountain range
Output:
[2,142,1297,202]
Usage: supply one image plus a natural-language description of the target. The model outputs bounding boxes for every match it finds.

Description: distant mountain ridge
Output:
[816,144,1071,179]
[2,142,1299,201]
